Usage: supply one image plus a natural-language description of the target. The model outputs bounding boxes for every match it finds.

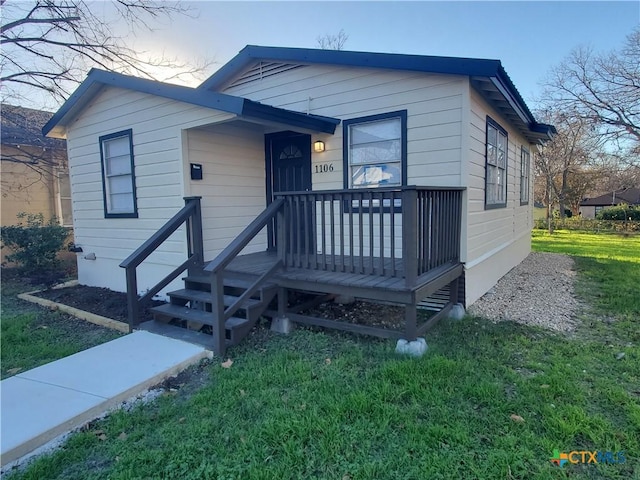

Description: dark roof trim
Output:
[492,70,556,141]
[199,45,502,91]
[200,45,556,142]
[43,69,339,137]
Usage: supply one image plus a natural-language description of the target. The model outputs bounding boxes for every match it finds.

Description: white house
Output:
[44,46,554,354]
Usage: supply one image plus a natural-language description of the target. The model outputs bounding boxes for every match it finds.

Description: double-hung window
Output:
[485,117,508,208]
[520,146,530,205]
[57,170,73,226]
[99,129,138,218]
[343,110,407,190]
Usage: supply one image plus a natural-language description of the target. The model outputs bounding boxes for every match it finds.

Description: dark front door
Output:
[268,132,312,199]
[266,132,312,251]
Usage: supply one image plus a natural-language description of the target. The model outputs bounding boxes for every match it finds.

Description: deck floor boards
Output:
[223,251,453,298]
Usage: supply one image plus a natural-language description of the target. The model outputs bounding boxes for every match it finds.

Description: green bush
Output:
[1,213,69,272]
[596,204,640,221]
[534,216,640,232]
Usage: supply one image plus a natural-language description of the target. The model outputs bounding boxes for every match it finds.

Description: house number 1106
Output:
[314,163,334,174]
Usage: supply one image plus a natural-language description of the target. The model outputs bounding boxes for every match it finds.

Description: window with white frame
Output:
[485,117,508,208]
[99,129,138,218]
[520,146,530,205]
[343,111,407,189]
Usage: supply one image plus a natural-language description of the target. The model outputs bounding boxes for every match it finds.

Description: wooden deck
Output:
[122,188,466,354]
[225,250,462,305]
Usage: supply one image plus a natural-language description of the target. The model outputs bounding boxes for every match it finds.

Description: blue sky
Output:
[126,1,639,110]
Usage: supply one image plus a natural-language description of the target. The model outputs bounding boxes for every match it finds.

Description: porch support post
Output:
[125,267,138,332]
[272,287,294,334]
[276,204,286,269]
[402,187,418,288]
[210,272,226,356]
[448,276,466,320]
[396,303,427,357]
[184,196,204,275]
[404,303,417,341]
[450,277,459,304]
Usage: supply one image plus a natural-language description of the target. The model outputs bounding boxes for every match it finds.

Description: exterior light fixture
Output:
[313,140,325,153]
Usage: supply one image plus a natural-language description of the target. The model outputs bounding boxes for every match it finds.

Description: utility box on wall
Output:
[190,163,203,180]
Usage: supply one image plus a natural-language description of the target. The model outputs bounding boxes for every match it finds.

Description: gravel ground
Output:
[467,252,581,332]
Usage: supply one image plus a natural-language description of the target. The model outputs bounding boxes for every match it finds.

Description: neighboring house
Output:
[44,46,554,354]
[1,105,72,262]
[579,188,640,218]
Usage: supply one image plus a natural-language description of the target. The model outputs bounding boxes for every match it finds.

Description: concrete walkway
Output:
[1,331,211,468]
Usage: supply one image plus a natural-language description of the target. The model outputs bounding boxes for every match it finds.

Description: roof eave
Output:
[44,69,341,138]
[199,45,501,92]
[241,100,340,134]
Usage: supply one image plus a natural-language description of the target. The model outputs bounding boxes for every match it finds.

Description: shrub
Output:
[533,217,640,232]
[596,204,640,221]
[1,213,69,272]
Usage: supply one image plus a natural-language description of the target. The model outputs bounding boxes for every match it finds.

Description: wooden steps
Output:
[143,272,279,350]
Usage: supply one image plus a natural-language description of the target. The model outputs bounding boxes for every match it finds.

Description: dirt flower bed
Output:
[34,285,163,324]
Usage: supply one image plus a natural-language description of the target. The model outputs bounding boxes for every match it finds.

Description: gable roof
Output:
[43,69,340,138]
[200,45,555,143]
[2,105,66,150]
[580,187,640,206]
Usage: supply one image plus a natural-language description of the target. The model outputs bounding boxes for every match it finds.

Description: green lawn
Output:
[1,275,122,379]
[6,232,639,479]
[532,230,640,326]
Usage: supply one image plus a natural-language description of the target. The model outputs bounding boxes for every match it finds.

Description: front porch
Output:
[121,186,466,355]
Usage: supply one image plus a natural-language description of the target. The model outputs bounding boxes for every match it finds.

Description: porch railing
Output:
[276,186,464,287]
[120,197,204,331]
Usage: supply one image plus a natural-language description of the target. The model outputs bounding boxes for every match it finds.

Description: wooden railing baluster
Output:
[272,187,463,281]
[339,194,345,272]
[330,194,336,272]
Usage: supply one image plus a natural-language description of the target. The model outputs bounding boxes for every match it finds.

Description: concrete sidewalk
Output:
[1,331,212,468]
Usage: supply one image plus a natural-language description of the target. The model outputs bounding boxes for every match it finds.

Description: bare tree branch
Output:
[542,28,640,160]
[1,1,213,108]
[316,29,349,51]
[534,109,607,218]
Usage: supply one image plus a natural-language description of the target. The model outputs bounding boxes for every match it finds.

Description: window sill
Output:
[485,202,507,210]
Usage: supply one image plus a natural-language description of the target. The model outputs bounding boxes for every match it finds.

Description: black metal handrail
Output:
[119,197,203,331]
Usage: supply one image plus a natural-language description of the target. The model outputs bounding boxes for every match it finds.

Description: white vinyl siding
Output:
[220,64,465,191]
[184,122,268,259]
[465,88,533,305]
[65,85,235,294]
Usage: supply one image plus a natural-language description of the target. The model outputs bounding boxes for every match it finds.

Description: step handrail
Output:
[119,197,204,331]
[203,199,285,355]
[203,198,285,274]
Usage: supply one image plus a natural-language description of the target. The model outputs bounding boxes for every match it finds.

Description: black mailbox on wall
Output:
[190,163,203,180]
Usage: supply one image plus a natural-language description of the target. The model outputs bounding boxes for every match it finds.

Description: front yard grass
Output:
[1,274,123,379]
[6,232,640,479]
